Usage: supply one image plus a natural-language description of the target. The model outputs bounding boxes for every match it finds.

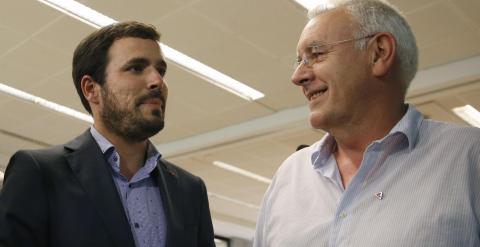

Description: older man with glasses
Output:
[254,0,480,246]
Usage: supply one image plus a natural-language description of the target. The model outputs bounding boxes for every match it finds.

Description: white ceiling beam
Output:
[409,55,480,94]
[156,106,309,157]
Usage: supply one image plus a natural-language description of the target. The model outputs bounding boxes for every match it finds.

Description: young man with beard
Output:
[254,1,480,246]
[0,21,215,247]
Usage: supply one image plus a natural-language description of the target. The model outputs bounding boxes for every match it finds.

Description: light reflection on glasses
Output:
[294,34,376,69]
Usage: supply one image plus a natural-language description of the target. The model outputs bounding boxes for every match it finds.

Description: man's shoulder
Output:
[13,131,92,160]
[275,141,319,178]
[158,158,202,184]
[12,144,66,163]
[421,119,480,142]
[7,131,95,170]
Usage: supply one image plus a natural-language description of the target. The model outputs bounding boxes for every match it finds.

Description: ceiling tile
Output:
[415,101,465,125]
[0,97,49,134]
[1,40,70,90]
[458,88,480,109]
[406,1,473,47]
[0,130,49,162]
[33,16,97,56]
[169,155,267,205]
[0,26,28,57]
[453,0,480,29]
[209,196,259,223]
[199,146,277,179]
[27,69,86,112]
[0,1,61,37]
[258,83,306,109]
[215,103,274,126]
[0,59,47,92]
[156,8,295,100]
[164,64,248,114]
[192,0,307,58]
[14,111,90,145]
[236,140,295,177]
[85,0,185,24]
[272,126,325,149]
[388,0,441,13]
[151,122,196,144]
[419,30,480,69]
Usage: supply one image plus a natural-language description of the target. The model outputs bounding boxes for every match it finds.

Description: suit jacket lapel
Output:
[64,130,135,247]
[152,159,184,245]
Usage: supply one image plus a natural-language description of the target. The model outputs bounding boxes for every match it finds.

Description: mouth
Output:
[136,89,166,109]
[307,87,328,101]
[142,98,163,106]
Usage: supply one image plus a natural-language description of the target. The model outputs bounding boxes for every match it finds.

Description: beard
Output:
[100,86,166,143]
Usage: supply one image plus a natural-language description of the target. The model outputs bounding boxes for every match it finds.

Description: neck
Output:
[93,122,148,180]
[330,103,407,188]
[332,103,406,153]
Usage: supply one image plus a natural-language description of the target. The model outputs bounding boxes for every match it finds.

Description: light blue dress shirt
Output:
[254,105,480,247]
[90,127,166,247]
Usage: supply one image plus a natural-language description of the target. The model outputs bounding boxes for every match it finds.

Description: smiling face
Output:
[291,9,374,131]
[98,37,168,142]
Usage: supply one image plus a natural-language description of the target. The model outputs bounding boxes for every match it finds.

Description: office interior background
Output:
[1,0,480,245]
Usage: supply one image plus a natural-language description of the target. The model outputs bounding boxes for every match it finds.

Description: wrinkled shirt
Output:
[90,127,167,247]
[254,105,480,247]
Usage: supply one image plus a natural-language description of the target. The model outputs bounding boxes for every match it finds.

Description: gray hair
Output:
[308,0,418,89]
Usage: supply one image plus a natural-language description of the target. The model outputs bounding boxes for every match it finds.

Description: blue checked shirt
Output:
[90,127,166,247]
[254,105,480,247]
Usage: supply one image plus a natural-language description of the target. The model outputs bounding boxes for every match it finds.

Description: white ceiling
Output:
[1,0,480,240]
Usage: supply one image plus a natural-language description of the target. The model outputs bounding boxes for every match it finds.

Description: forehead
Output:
[296,9,354,51]
[107,37,163,64]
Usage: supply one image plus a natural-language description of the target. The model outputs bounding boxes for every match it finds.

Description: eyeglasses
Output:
[294,34,376,70]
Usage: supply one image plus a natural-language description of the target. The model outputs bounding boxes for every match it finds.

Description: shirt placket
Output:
[329,142,383,247]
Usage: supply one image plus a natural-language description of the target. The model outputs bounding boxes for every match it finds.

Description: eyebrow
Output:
[307,40,328,49]
[123,57,167,69]
[123,57,148,67]
[297,41,327,58]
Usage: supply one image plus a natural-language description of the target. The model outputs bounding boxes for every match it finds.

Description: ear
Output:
[370,32,396,77]
[80,75,101,106]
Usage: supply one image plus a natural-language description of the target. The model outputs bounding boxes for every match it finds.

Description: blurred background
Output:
[1,0,480,245]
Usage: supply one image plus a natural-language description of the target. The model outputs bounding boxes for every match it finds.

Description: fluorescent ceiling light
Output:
[213,161,272,184]
[37,0,116,28]
[293,0,333,10]
[0,83,93,123]
[452,105,480,128]
[38,0,264,101]
[159,45,264,100]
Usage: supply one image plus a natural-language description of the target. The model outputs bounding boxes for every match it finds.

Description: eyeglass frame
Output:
[294,33,377,70]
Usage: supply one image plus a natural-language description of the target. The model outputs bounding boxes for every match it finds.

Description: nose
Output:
[147,67,165,90]
[291,64,313,86]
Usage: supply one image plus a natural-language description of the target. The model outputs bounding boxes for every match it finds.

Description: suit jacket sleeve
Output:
[0,150,49,247]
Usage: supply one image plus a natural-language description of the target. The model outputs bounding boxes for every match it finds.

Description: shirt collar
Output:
[311,104,423,169]
[89,126,162,160]
[311,133,336,170]
[387,104,423,149]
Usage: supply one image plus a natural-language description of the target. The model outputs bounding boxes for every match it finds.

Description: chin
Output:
[309,111,327,130]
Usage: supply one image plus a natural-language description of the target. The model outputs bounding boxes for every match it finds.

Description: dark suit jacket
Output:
[0,130,215,247]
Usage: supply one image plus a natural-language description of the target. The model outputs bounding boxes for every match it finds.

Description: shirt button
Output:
[340,212,347,219]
